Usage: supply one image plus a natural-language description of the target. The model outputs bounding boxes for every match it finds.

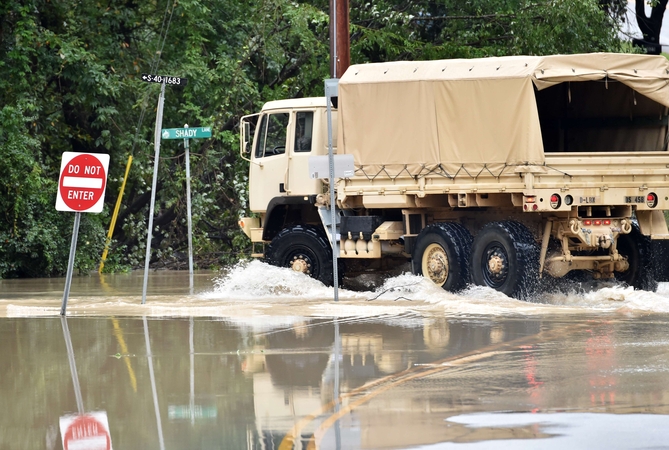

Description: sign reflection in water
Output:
[59,317,113,450]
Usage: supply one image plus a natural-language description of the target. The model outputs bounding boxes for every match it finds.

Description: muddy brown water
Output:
[1,263,669,449]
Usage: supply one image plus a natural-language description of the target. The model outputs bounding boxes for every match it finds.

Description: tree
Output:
[347,0,625,61]
[634,0,669,54]
[0,0,331,277]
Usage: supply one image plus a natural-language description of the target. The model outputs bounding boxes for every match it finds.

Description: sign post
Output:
[56,152,110,315]
[139,74,188,304]
[162,125,212,292]
[142,81,166,305]
[325,78,340,302]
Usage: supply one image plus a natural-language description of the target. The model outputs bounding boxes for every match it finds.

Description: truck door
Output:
[287,110,321,197]
[249,111,290,212]
[249,110,321,212]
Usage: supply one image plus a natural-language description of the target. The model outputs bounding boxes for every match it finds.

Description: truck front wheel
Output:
[470,221,539,300]
[265,225,335,286]
[412,223,472,292]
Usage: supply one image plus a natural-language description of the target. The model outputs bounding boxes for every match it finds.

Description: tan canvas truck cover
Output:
[337,53,669,176]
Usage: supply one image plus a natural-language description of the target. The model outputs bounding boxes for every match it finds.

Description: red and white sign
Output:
[60,412,112,450]
[56,152,110,213]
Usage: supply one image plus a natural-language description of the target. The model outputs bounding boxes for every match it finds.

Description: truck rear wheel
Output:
[265,225,335,286]
[470,221,539,299]
[412,223,472,292]
[616,224,658,292]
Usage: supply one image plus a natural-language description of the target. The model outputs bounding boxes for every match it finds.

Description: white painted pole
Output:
[142,81,167,304]
[60,212,81,316]
[184,124,194,294]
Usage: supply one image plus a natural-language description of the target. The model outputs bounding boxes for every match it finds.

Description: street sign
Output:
[60,413,112,450]
[309,154,355,179]
[161,127,212,140]
[140,73,188,86]
[56,152,110,213]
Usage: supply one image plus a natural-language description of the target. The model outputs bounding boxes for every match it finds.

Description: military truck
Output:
[238,53,669,298]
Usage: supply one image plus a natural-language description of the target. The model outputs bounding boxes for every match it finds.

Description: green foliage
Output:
[348,0,624,61]
[0,0,632,277]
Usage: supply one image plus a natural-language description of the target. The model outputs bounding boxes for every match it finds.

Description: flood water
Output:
[2,261,669,449]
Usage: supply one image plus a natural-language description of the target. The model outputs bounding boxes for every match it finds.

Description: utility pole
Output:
[330,0,350,78]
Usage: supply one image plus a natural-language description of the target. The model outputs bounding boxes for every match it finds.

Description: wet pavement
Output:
[1,263,669,449]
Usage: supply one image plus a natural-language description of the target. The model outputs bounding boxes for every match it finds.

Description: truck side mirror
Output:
[239,113,262,166]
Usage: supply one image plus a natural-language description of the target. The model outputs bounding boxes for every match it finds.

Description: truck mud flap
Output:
[651,240,669,282]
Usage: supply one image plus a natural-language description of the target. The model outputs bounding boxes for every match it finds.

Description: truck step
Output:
[318,207,342,251]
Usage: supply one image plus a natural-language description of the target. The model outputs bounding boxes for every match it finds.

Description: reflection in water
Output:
[1,266,669,448]
[586,323,617,408]
[1,315,667,448]
[59,317,113,450]
[143,317,165,450]
[61,317,84,414]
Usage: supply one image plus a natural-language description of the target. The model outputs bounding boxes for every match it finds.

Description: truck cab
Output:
[240,98,336,261]
[246,98,332,211]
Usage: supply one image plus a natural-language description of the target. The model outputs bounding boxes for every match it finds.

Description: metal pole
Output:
[184,124,194,294]
[144,317,166,450]
[326,80,339,302]
[328,0,341,302]
[61,316,84,414]
[99,155,133,273]
[61,212,81,316]
[142,81,167,304]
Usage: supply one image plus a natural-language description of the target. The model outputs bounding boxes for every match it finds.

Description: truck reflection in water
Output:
[242,317,542,449]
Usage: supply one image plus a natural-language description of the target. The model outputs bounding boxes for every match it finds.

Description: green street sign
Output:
[162,127,212,140]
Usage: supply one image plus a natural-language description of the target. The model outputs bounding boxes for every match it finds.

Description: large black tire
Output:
[470,221,540,300]
[616,224,658,292]
[412,222,472,292]
[265,225,335,286]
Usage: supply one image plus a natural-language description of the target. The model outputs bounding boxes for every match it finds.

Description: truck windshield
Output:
[255,113,289,158]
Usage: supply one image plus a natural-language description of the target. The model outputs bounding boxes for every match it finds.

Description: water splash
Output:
[204,262,669,316]
[203,260,363,301]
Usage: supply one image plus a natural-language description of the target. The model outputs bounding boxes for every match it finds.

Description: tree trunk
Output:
[634,0,668,54]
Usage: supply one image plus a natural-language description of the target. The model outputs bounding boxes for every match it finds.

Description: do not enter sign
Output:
[60,412,112,450]
[56,152,110,213]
